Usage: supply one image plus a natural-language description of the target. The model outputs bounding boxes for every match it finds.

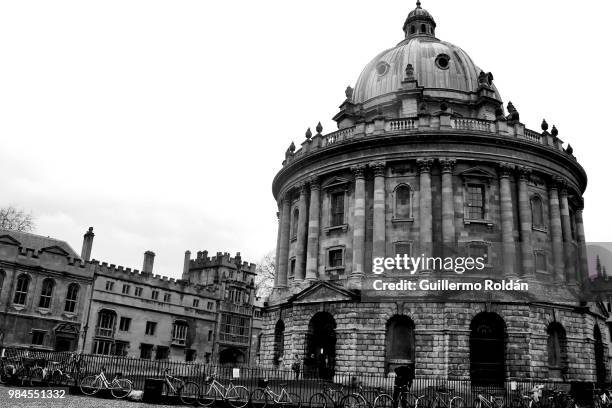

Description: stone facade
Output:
[259,2,607,383]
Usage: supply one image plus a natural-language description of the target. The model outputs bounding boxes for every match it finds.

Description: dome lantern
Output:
[403,1,436,39]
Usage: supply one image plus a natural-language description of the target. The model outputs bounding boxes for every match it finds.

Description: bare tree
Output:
[0,206,35,232]
[255,251,276,298]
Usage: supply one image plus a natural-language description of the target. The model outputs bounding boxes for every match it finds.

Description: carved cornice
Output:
[370,161,386,177]
[553,176,568,195]
[439,158,456,174]
[350,164,366,179]
[416,158,433,173]
[498,162,515,178]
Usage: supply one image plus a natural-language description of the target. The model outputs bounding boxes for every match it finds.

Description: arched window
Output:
[273,319,285,366]
[64,283,79,313]
[39,278,55,308]
[13,274,30,305]
[291,209,299,239]
[547,322,567,379]
[420,24,426,33]
[410,25,416,34]
[385,315,415,374]
[531,196,544,228]
[470,312,506,385]
[172,320,189,346]
[0,269,5,294]
[95,309,117,338]
[395,185,412,219]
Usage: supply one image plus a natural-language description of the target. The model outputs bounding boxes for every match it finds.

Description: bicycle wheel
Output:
[341,394,367,408]
[415,396,429,408]
[80,375,100,395]
[226,385,250,408]
[451,397,464,408]
[374,394,394,408]
[401,393,418,408]
[111,378,132,399]
[251,388,270,408]
[196,383,219,407]
[50,370,64,387]
[180,381,200,405]
[309,393,329,408]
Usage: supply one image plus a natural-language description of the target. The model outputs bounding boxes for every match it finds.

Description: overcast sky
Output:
[1,0,610,278]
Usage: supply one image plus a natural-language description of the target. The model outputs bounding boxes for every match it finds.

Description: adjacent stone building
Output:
[0,226,260,365]
[260,2,607,384]
[0,228,95,352]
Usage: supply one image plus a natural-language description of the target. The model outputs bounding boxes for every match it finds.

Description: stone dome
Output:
[351,2,502,105]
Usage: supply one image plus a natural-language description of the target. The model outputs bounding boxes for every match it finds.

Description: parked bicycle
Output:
[389,384,425,408]
[475,393,505,408]
[251,378,301,408]
[49,353,87,386]
[309,381,357,408]
[162,368,201,406]
[79,367,132,399]
[512,385,543,408]
[198,373,249,408]
[343,382,392,408]
[547,388,578,408]
[2,356,39,386]
[421,387,464,408]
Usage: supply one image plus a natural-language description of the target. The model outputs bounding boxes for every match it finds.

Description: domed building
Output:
[259,2,607,384]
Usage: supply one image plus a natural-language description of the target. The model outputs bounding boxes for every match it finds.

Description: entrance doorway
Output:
[470,312,506,384]
[219,347,246,365]
[304,312,336,380]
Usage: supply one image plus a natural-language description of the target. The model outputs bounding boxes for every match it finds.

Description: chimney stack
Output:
[142,251,155,274]
[81,227,94,261]
[182,250,191,281]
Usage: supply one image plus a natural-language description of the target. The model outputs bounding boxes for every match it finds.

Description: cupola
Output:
[402,1,436,39]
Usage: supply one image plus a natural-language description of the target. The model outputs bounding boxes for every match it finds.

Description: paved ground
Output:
[0,384,181,408]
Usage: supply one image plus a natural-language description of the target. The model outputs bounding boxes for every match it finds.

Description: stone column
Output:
[277,193,291,287]
[274,208,281,286]
[294,184,308,282]
[499,163,516,278]
[417,158,433,257]
[517,167,534,276]
[548,181,565,282]
[371,161,386,262]
[440,159,456,256]
[575,201,588,284]
[559,184,576,284]
[351,164,366,280]
[305,178,321,281]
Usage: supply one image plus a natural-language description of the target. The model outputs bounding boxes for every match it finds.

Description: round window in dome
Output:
[376,61,390,76]
[435,54,450,70]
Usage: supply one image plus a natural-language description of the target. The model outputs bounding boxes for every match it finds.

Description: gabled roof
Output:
[288,281,360,304]
[0,228,79,258]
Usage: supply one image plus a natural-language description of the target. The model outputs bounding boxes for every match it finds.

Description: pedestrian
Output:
[291,354,301,380]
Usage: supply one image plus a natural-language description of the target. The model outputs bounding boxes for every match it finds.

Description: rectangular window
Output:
[331,192,345,226]
[135,287,143,297]
[395,242,412,257]
[535,251,547,272]
[105,281,114,291]
[145,321,157,336]
[163,293,171,303]
[328,248,344,268]
[119,317,131,332]
[155,346,169,360]
[172,322,188,345]
[31,331,45,346]
[140,343,153,359]
[185,349,196,362]
[465,184,485,219]
[289,258,296,277]
[122,284,130,295]
[114,341,129,356]
[193,299,200,308]
[468,242,490,266]
[218,313,250,343]
[92,340,113,355]
[208,330,213,341]
[151,290,159,300]
[207,302,214,310]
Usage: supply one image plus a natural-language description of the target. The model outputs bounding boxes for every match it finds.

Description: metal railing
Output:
[0,347,593,407]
